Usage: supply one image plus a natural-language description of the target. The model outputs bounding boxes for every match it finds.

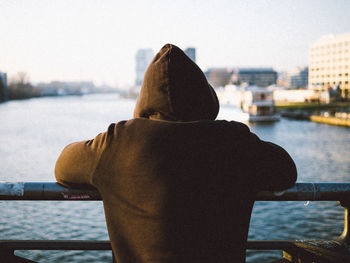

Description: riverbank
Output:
[276,102,350,127]
[275,102,350,111]
[310,115,350,127]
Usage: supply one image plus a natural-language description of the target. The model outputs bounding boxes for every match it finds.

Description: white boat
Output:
[241,87,280,122]
[217,85,280,122]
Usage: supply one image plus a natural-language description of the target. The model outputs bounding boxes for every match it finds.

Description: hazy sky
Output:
[1,0,350,86]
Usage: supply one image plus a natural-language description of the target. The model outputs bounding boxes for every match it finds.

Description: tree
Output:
[8,72,39,100]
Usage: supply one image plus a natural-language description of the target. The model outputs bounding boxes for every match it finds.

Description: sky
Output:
[1,0,350,87]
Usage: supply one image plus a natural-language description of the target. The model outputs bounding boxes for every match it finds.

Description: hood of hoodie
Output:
[133,44,219,121]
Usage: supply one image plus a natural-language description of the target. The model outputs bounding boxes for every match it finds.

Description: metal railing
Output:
[1,182,350,262]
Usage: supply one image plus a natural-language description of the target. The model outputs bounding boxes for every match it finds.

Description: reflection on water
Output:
[0,94,349,262]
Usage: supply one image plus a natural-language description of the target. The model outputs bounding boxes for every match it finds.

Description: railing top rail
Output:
[1,182,350,201]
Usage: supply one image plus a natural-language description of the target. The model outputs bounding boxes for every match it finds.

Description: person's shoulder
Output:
[112,118,250,134]
[212,119,250,132]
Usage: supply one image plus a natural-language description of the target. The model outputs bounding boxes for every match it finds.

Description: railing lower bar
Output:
[0,240,112,250]
[1,182,350,201]
[0,240,294,251]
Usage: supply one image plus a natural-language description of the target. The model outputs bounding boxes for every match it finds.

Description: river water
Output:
[0,93,349,262]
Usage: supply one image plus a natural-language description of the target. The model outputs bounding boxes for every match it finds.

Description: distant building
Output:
[309,32,350,97]
[277,71,287,87]
[274,89,329,104]
[236,68,277,87]
[0,72,8,102]
[184,47,196,63]
[135,49,154,86]
[205,67,277,88]
[285,67,308,89]
[204,68,234,87]
[36,81,95,96]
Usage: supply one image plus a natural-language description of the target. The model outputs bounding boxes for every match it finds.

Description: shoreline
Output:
[310,115,350,127]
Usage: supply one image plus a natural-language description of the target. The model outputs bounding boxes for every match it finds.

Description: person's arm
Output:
[55,124,114,187]
[247,132,297,192]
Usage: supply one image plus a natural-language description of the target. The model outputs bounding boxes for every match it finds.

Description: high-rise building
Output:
[0,72,8,102]
[285,67,308,89]
[309,32,350,97]
[135,49,154,86]
[184,47,196,63]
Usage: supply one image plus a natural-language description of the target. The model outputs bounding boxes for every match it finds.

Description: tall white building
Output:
[184,47,196,63]
[309,32,350,97]
[135,49,154,86]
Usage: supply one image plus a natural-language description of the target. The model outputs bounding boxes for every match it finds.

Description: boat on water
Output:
[217,85,280,122]
[241,86,280,122]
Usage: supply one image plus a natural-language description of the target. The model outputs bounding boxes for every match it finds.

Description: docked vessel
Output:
[241,86,280,122]
[217,85,280,122]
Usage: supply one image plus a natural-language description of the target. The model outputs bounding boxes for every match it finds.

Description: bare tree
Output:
[9,71,30,85]
[8,72,38,100]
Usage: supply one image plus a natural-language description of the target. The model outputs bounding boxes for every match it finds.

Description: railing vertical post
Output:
[338,200,350,245]
[0,247,36,263]
[0,248,14,260]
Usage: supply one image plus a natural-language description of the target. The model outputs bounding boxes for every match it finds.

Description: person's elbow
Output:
[54,142,93,187]
[281,158,297,190]
[55,146,72,187]
[273,152,297,191]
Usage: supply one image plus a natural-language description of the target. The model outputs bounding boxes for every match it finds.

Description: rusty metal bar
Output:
[0,240,294,251]
[1,182,350,201]
[0,182,101,200]
[0,240,112,250]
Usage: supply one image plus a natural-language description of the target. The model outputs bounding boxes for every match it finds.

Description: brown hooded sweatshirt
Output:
[55,44,297,263]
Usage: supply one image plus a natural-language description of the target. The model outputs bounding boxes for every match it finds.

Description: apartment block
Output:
[309,33,350,97]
